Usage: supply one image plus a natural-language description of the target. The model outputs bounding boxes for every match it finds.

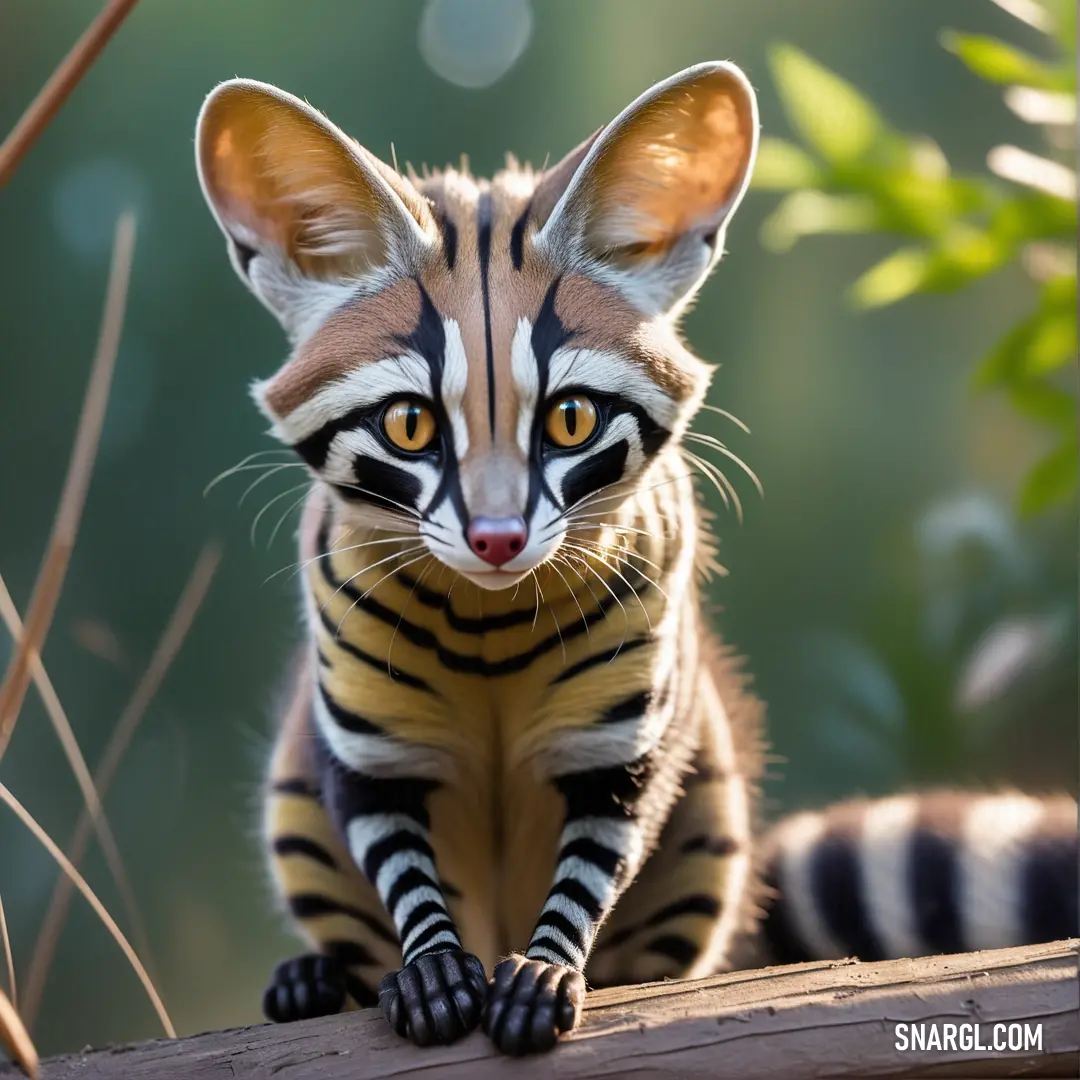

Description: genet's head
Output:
[195,64,758,589]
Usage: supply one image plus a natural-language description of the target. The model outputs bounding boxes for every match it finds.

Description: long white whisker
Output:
[561,550,629,651]
[387,556,434,677]
[203,451,297,496]
[333,482,438,524]
[683,448,742,523]
[697,403,751,434]
[548,557,590,637]
[333,547,429,632]
[684,432,763,497]
[268,486,314,548]
[250,481,311,546]
[562,541,662,622]
[264,532,419,584]
[237,463,305,507]
[569,534,669,584]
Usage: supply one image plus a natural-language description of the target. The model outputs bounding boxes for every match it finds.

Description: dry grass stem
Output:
[0,213,136,762]
[21,541,222,1030]
[0,0,142,189]
[0,573,156,1010]
[0,988,38,1079]
[0,783,175,1038]
[0,893,13,1010]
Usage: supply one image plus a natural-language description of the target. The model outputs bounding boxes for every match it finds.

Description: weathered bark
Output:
[9,939,1078,1079]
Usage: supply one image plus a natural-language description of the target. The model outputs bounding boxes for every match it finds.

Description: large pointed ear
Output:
[537,62,758,318]
[195,79,436,341]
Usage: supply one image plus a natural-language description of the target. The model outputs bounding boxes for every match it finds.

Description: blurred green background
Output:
[0,0,1075,1056]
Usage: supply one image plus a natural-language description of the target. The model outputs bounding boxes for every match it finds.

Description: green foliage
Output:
[755,1,1077,515]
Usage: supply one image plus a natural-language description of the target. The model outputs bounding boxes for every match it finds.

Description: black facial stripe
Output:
[509,202,530,271]
[332,455,422,513]
[560,438,629,511]
[432,205,458,271]
[526,278,574,521]
[392,282,470,528]
[477,191,496,437]
[292,406,374,471]
[617,402,670,458]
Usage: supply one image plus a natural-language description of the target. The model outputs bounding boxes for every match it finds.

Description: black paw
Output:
[483,954,585,1055]
[263,953,347,1023]
[378,949,487,1046]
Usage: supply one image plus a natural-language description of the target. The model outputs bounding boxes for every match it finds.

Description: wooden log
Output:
[8,940,1077,1080]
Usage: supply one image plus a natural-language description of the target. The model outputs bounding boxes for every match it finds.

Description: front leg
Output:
[485,759,653,1055]
[319,745,487,1046]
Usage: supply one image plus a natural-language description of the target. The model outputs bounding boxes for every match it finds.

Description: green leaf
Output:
[974,314,1040,388]
[1007,380,1078,430]
[941,31,1075,91]
[1021,311,1078,376]
[750,137,823,190]
[768,44,887,163]
[1019,437,1078,514]
[849,247,931,307]
[973,274,1077,387]
[761,190,879,252]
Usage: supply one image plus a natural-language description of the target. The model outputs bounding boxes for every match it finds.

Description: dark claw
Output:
[484,954,586,1055]
[378,949,487,1046]
[263,952,347,1023]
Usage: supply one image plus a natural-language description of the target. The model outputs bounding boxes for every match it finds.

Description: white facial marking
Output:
[441,318,470,458]
[255,352,432,443]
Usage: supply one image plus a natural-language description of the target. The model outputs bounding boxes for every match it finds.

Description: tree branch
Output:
[8,940,1077,1079]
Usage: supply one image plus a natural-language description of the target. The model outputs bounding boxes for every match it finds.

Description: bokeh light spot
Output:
[419,0,533,89]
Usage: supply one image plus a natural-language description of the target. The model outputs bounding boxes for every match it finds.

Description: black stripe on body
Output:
[681,834,738,856]
[759,857,814,965]
[644,894,721,926]
[318,683,385,737]
[317,517,648,676]
[556,757,654,822]
[593,895,720,955]
[327,939,378,967]
[362,830,436,886]
[906,794,968,955]
[397,570,551,633]
[286,893,399,945]
[385,866,440,916]
[556,837,621,878]
[599,690,650,724]
[314,733,460,966]
[273,835,338,869]
[477,191,496,436]
[532,909,588,953]
[1021,832,1079,942]
[271,778,320,798]
[317,608,433,692]
[808,815,886,962]
[645,934,699,967]
[552,638,650,684]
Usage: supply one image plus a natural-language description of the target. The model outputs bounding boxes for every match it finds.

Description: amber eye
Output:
[383,399,437,452]
[545,395,598,449]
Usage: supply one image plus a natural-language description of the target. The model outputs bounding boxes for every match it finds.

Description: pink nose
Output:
[466,516,528,567]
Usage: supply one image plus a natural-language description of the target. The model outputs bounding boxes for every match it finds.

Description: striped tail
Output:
[759,791,1078,964]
